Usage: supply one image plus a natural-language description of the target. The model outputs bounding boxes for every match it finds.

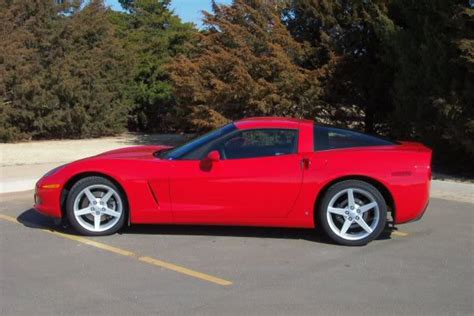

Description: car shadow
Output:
[17,208,77,234]
[17,208,395,245]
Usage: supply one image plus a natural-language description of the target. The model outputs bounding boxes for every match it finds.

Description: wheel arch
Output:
[60,172,130,222]
[313,175,396,226]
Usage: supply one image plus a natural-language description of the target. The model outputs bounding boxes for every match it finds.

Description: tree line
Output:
[1,0,473,175]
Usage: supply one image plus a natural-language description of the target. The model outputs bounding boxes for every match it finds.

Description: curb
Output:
[0,179,37,194]
[430,180,474,204]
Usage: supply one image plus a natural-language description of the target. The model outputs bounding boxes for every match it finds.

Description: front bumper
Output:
[33,181,62,218]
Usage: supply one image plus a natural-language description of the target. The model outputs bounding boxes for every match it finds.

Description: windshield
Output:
[157,123,236,160]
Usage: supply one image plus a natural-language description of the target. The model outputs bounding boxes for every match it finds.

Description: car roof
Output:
[234,117,313,129]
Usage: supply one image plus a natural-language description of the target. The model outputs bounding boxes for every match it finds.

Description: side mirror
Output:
[206,150,220,162]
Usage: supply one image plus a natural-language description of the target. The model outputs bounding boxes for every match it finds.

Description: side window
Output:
[314,125,395,151]
[222,129,298,159]
[175,124,237,160]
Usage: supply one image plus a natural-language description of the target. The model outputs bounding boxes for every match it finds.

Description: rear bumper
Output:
[393,179,431,224]
[410,200,429,223]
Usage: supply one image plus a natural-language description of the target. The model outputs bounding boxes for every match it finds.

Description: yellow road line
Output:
[391,230,409,237]
[0,213,18,224]
[139,256,232,286]
[383,227,410,237]
[0,213,232,286]
[49,231,136,257]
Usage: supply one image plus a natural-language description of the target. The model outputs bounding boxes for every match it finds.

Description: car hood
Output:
[96,145,172,160]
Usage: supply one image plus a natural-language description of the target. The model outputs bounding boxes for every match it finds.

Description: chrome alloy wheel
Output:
[326,188,380,241]
[73,184,123,233]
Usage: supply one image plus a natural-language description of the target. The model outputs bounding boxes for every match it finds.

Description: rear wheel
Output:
[318,180,387,246]
[66,176,126,236]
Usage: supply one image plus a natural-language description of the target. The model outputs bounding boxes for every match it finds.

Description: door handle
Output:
[301,158,311,170]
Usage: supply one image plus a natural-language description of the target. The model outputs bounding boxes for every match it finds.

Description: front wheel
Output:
[318,180,387,246]
[66,176,126,236]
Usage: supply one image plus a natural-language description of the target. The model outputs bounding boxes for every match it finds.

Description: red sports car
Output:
[34,117,432,246]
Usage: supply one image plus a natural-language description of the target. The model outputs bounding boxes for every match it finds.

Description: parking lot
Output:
[1,190,473,315]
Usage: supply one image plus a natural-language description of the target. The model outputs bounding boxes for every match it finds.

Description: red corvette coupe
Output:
[34,117,432,246]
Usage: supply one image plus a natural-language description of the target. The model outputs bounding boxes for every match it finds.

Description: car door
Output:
[169,128,304,223]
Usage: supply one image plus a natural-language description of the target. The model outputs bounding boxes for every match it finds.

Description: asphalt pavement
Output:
[0,191,473,315]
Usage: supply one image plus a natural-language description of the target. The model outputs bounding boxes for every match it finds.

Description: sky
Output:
[105,0,232,27]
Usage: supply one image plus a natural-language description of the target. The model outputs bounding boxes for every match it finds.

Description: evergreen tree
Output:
[1,0,60,141]
[282,0,395,132]
[112,0,195,132]
[1,0,472,175]
[167,0,335,131]
[388,0,473,173]
[0,0,131,141]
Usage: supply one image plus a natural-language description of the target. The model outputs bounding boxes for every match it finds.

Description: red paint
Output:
[34,117,431,228]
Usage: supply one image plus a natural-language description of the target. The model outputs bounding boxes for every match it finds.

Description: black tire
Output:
[318,180,387,246]
[66,176,126,236]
